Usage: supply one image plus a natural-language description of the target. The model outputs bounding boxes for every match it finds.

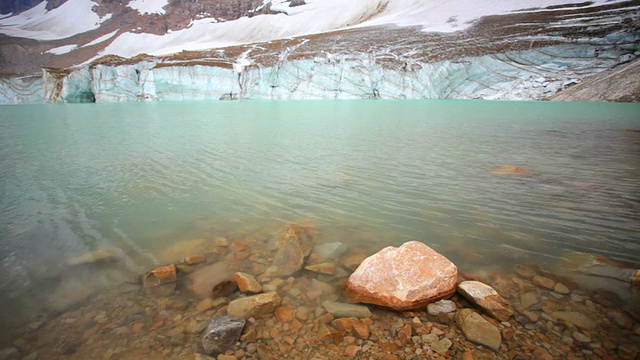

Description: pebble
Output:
[572,331,591,343]
[554,283,570,294]
[427,299,456,316]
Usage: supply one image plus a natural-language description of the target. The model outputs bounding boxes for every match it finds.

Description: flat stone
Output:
[342,253,367,270]
[304,263,336,275]
[572,331,591,343]
[322,300,372,318]
[431,338,452,355]
[458,281,513,321]
[552,311,596,330]
[532,276,555,290]
[202,315,245,355]
[196,298,216,313]
[513,264,536,279]
[233,272,262,294]
[227,292,281,318]
[427,299,456,316]
[345,241,458,310]
[143,264,177,287]
[314,242,348,258]
[161,239,208,262]
[456,308,502,352]
[520,292,539,309]
[66,248,124,266]
[185,320,209,334]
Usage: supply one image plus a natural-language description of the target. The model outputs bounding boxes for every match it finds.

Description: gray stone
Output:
[427,299,456,316]
[553,311,596,330]
[322,300,371,318]
[455,308,502,352]
[202,315,246,354]
[458,281,513,321]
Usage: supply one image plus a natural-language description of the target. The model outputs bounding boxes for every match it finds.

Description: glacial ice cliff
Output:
[1,39,638,104]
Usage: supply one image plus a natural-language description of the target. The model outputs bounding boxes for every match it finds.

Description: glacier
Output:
[1,39,638,105]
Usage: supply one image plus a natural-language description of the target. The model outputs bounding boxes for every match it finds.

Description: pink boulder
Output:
[345,241,457,311]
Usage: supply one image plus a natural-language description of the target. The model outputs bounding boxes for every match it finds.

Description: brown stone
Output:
[233,272,262,293]
[268,224,312,277]
[456,309,502,352]
[212,280,238,297]
[274,307,296,323]
[184,255,205,265]
[143,264,177,287]
[196,298,216,313]
[457,281,514,321]
[305,263,336,274]
[227,292,281,318]
[345,241,457,310]
[532,276,555,290]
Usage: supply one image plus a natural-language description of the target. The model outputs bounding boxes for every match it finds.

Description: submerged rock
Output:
[313,242,348,258]
[268,224,313,277]
[489,165,528,175]
[66,248,124,266]
[142,264,177,287]
[187,262,233,298]
[345,241,457,310]
[227,292,281,318]
[457,281,514,321]
[322,300,372,318]
[456,308,502,351]
[552,311,596,330]
[234,272,262,294]
[202,315,246,355]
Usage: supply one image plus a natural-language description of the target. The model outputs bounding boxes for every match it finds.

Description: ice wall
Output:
[0,42,638,105]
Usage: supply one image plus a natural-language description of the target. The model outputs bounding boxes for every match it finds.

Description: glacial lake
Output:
[1,100,639,347]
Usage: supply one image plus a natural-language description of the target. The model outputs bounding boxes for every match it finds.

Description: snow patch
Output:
[83,30,119,47]
[128,0,169,15]
[47,44,78,55]
[0,0,103,40]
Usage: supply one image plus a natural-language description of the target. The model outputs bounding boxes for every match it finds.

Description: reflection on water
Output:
[0,100,639,348]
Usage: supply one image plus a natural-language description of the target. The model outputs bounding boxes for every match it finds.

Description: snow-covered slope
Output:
[0,0,631,56]
[0,0,639,103]
[0,0,109,40]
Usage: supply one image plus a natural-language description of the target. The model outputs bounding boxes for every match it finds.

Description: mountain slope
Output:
[0,0,639,102]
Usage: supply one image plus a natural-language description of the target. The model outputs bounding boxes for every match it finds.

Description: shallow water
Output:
[1,99,639,338]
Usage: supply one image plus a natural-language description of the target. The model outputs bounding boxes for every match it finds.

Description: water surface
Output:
[1,100,639,336]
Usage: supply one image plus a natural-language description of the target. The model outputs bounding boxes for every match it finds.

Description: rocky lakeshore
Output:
[1,223,639,360]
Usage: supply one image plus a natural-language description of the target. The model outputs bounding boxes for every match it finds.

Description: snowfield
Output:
[0,0,631,57]
[0,0,108,40]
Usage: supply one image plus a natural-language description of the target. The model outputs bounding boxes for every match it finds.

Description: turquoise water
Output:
[1,100,639,332]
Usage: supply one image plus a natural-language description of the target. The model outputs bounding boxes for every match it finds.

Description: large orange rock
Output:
[345,241,457,311]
